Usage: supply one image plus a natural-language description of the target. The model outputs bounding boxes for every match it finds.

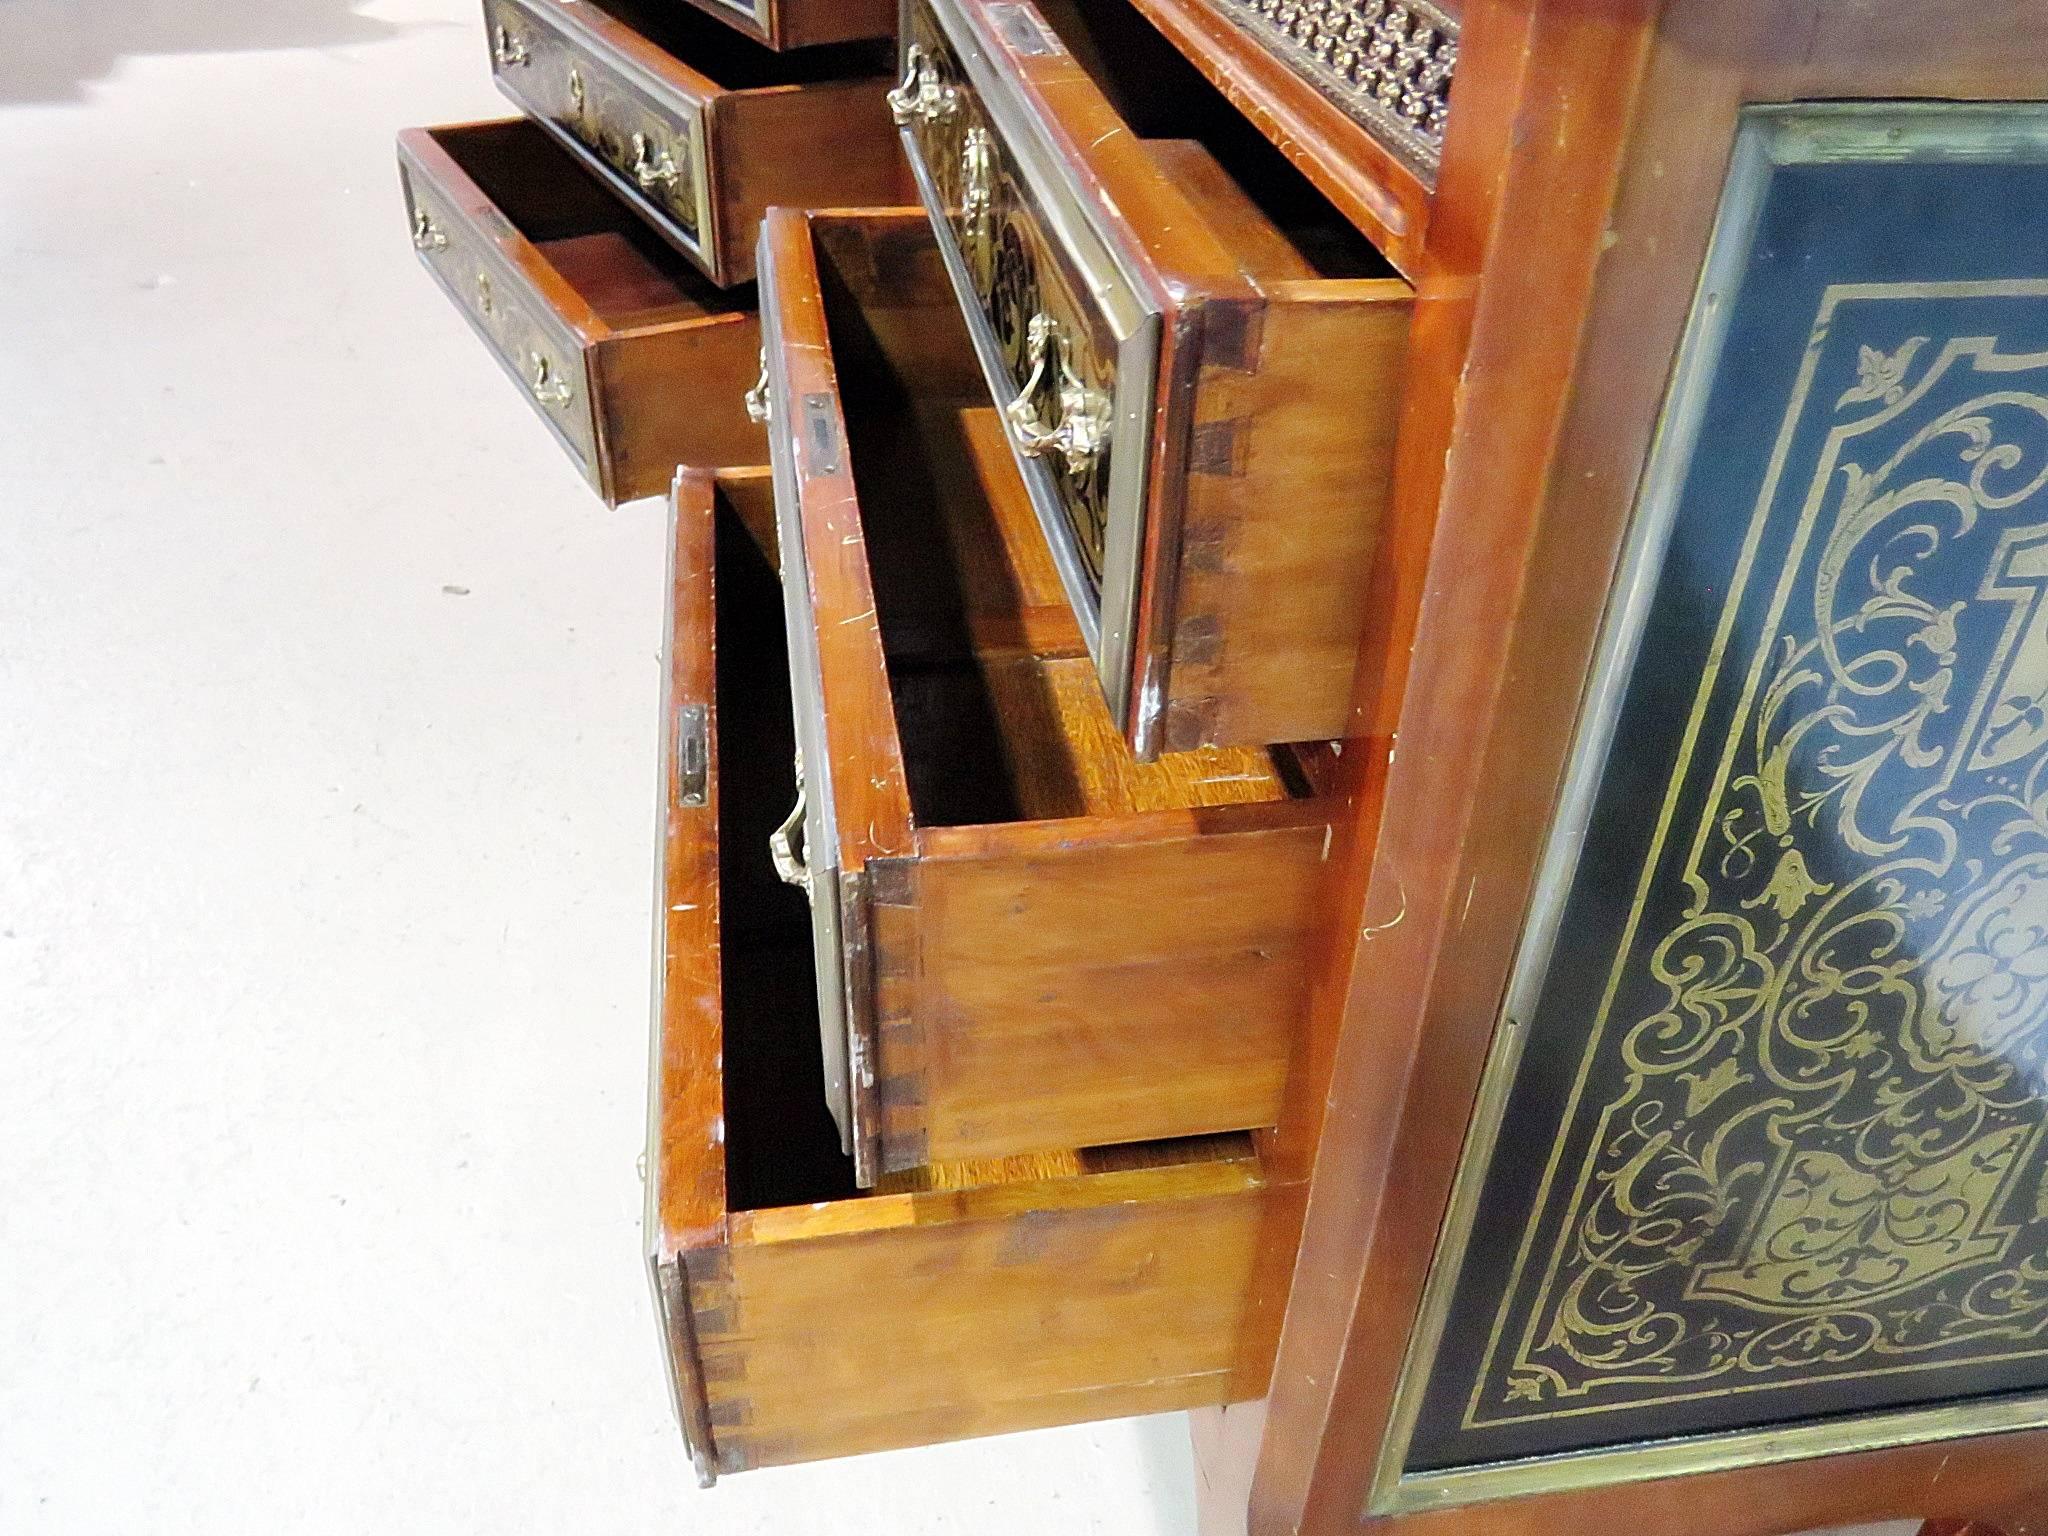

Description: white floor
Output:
[0,4,1200,1531]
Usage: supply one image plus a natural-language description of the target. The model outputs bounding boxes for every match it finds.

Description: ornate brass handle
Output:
[744,350,772,426]
[411,206,447,252]
[630,132,681,193]
[1004,313,1112,476]
[768,754,811,900]
[886,44,958,126]
[475,270,494,316]
[567,66,585,117]
[493,24,528,66]
[528,351,573,409]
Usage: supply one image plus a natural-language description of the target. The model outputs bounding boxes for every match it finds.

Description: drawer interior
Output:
[567,0,891,86]
[1026,0,1396,282]
[807,216,1314,830]
[707,486,1254,1209]
[709,498,852,1211]
[426,119,752,329]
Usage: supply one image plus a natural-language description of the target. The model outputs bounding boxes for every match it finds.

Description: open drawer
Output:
[758,208,1332,1183]
[647,468,1267,1478]
[484,0,906,286]
[652,0,895,51]
[397,119,762,505]
[893,0,1415,757]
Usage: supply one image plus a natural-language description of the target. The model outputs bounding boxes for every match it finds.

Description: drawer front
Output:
[646,469,722,1489]
[757,306,860,1169]
[486,0,714,263]
[894,0,1159,711]
[398,155,600,480]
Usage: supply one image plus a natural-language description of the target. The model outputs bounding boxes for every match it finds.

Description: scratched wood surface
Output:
[645,469,726,1485]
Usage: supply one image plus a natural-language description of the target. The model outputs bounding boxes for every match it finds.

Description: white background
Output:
[0,3,1200,1530]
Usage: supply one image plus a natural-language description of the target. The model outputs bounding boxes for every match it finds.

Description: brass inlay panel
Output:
[1378,104,2048,1513]
[903,0,1122,589]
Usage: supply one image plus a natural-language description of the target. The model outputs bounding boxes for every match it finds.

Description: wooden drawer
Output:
[758,208,1331,1184]
[647,466,1267,1478]
[484,0,905,286]
[397,119,763,505]
[892,0,1416,757]
[653,0,896,51]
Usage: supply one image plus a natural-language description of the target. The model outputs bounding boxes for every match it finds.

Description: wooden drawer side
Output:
[588,317,764,505]
[1163,281,1415,752]
[646,469,728,1483]
[890,815,1327,1169]
[698,1159,1266,1470]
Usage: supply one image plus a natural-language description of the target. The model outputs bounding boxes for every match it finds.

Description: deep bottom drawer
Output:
[757,209,1329,1178]
[647,470,1267,1479]
[397,119,763,505]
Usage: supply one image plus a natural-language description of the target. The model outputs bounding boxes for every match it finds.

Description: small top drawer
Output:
[485,0,906,285]
[654,0,895,51]
[398,119,763,504]
[757,208,1332,1184]
[893,0,1416,757]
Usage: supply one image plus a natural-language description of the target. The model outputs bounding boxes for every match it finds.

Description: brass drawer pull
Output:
[744,350,772,425]
[528,351,573,408]
[768,755,811,900]
[493,24,529,67]
[630,132,681,193]
[568,66,585,117]
[411,206,447,251]
[1005,313,1111,476]
[475,270,494,315]
[887,44,958,127]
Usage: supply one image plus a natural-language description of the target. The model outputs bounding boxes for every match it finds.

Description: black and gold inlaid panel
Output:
[1388,104,2048,1502]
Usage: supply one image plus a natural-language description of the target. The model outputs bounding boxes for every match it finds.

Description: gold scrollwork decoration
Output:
[1475,319,2048,1425]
